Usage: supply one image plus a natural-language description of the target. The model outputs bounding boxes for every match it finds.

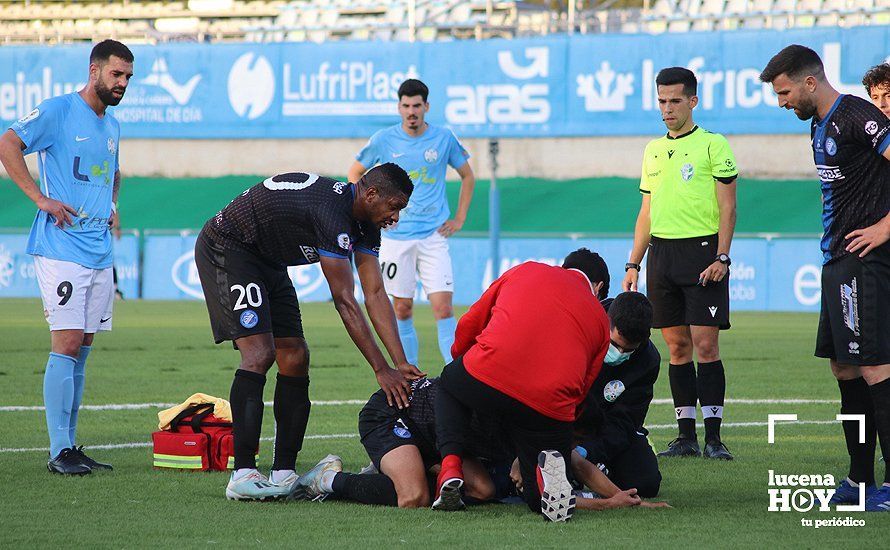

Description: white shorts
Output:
[34,256,114,333]
[379,232,454,299]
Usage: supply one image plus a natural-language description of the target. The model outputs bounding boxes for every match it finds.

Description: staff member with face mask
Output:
[431,248,618,522]
[574,292,661,498]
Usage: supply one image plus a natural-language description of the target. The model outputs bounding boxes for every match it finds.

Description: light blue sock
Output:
[397,318,419,366]
[69,345,91,447]
[436,316,457,364]
[44,353,77,458]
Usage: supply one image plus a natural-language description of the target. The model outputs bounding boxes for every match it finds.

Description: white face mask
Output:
[604,343,632,366]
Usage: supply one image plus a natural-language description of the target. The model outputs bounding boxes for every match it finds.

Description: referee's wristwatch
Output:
[625,262,641,272]
[716,254,731,266]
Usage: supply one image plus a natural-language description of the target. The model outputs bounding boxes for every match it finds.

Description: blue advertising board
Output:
[0,27,886,138]
[131,234,822,312]
[0,231,828,312]
[0,232,139,299]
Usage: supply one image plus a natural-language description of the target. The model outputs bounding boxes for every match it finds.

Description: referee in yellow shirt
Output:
[622,67,738,460]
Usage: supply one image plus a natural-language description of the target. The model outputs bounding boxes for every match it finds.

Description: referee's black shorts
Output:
[815,243,890,366]
[194,228,304,344]
[646,234,730,329]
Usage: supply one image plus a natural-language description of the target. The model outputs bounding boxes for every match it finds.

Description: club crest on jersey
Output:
[337,233,351,250]
[393,418,412,439]
[18,108,39,124]
[603,380,626,402]
[680,163,694,181]
[107,138,116,155]
[825,137,837,156]
[424,148,438,163]
[332,181,347,195]
[239,309,259,329]
[865,121,878,136]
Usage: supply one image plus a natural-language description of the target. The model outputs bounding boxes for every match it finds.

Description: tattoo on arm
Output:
[112,171,121,204]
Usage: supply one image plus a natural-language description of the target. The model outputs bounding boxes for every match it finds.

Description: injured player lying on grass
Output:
[286,377,669,512]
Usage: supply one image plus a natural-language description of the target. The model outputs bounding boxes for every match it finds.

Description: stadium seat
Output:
[871,11,890,24]
[703,0,728,14]
[822,0,850,8]
[816,11,842,24]
[772,0,798,12]
[667,17,692,31]
[797,0,825,12]
[679,0,703,16]
[651,0,676,15]
[0,0,886,44]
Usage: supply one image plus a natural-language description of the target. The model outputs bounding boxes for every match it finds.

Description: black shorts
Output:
[646,234,730,329]
[815,243,890,366]
[602,431,661,498]
[358,390,439,472]
[194,229,303,344]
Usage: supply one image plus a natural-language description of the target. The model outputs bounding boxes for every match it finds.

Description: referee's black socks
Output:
[866,377,890,485]
[697,360,726,445]
[669,362,698,440]
[230,369,266,470]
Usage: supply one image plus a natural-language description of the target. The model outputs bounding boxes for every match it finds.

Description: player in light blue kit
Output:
[348,79,476,367]
[0,40,133,475]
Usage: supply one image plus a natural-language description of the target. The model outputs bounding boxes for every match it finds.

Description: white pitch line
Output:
[0,421,841,454]
[0,433,359,454]
[650,398,839,405]
[0,398,838,413]
[645,420,838,430]
[0,400,367,412]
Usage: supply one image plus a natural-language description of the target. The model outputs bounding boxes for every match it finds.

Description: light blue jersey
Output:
[11,93,120,269]
[356,123,468,240]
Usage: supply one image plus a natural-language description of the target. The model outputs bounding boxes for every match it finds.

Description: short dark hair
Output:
[656,67,697,97]
[397,79,429,102]
[608,291,652,345]
[759,44,824,84]
[90,39,134,65]
[863,63,890,94]
[562,248,609,300]
[363,162,413,199]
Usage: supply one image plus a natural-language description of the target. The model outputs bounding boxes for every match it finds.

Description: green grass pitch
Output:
[0,299,886,547]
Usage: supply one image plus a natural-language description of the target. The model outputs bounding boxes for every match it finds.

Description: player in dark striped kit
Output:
[761,45,890,512]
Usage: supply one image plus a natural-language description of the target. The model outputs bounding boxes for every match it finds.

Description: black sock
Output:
[272,373,311,471]
[230,369,266,470]
[838,377,877,485]
[867,377,890,485]
[331,472,399,507]
[669,362,697,440]
[698,360,726,445]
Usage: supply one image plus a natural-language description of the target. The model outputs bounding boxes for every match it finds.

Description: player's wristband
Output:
[574,446,588,459]
[625,262,641,272]
[111,202,118,215]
